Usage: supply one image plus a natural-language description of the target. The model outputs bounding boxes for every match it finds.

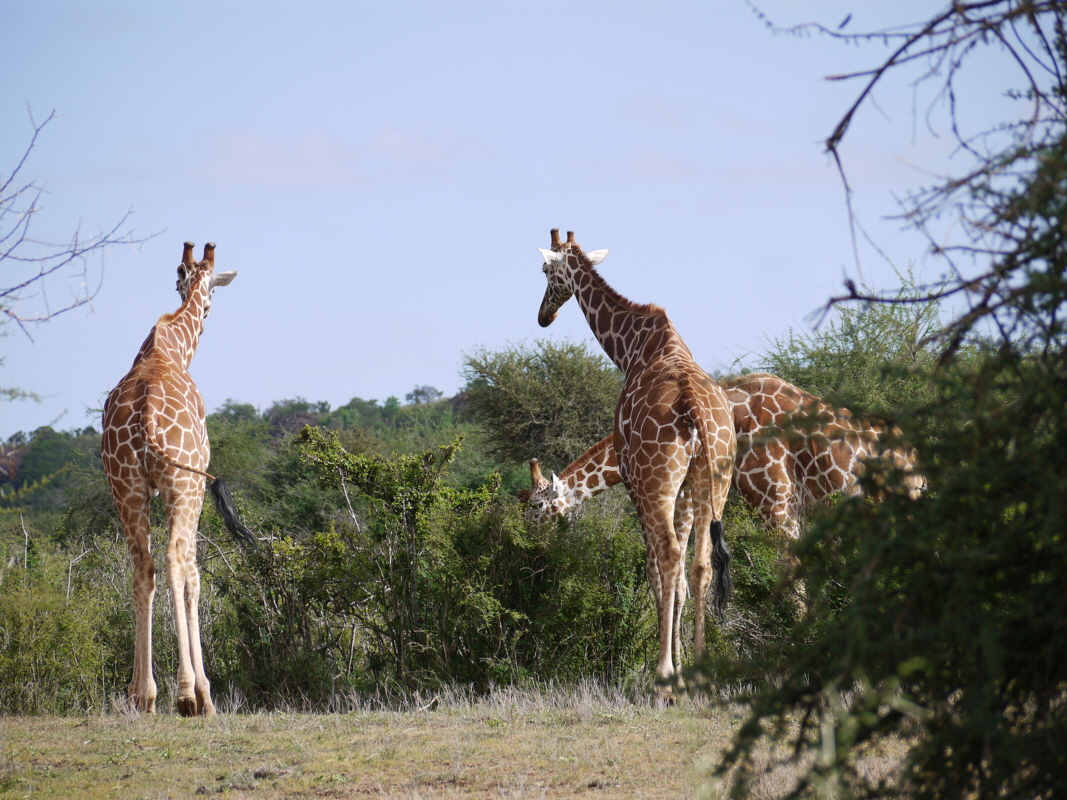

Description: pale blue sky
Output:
[1,1,1018,438]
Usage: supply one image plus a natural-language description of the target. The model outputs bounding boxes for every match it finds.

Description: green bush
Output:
[0,523,110,714]
[461,339,622,476]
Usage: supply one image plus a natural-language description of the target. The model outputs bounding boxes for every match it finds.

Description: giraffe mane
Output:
[550,228,665,320]
[557,436,615,481]
[577,253,666,320]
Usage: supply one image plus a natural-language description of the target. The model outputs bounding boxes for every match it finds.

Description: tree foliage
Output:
[757,272,947,416]
[461,339,622,475]
[719,4,1067,798]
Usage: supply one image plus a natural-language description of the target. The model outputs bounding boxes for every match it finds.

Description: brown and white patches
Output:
[535,228,736,695]
[101,241,237,717]
[523,372,924,544]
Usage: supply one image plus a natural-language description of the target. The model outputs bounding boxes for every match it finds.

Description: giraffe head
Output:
[519,457,570,524]
[176,241,237,321]
[536,228,608,327]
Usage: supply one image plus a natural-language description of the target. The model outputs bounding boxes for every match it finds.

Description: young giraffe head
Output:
[175,241,237,321]
[517,458,569,525]
[536,229,609,327]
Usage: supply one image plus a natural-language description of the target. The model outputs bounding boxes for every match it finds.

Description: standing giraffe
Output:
[536,229,736,692]
[521,373,924,537]
[102,241,254,717]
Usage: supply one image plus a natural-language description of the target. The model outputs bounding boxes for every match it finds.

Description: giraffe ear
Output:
[551,473,565,497]
[210,271,237,288]
[538,247,562,265]
[586,249,609,265]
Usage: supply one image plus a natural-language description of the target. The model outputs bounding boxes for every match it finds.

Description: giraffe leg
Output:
[116,490,157,713]
[630,483,684,696]
[754,455,808,611]
[672,488,695,677]
[183,531,216,716]
[163,478,214,716]
[692,444,734,658]
[689,502,713,663]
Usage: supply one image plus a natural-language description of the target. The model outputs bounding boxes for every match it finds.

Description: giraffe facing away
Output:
[102,242,255,717]
[521,372,924,537]
[536,229,736,693]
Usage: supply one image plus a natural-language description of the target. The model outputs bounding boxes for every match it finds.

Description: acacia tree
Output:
[1,109,145,402]
[461,339,622,475]
[718,5,1067,798]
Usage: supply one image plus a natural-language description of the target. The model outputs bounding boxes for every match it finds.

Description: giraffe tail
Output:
[209,478,258,549]
[710,518,732,622]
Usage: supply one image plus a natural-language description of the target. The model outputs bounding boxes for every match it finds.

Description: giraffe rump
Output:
[209,478,257,549]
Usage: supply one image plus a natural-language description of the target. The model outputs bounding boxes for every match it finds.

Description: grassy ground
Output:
[0,683,909,798]
[0,685,750,799]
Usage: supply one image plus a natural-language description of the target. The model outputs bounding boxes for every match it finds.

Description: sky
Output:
[1,1,1022,439]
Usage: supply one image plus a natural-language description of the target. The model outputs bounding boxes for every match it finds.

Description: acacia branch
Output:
[1,107,155,342]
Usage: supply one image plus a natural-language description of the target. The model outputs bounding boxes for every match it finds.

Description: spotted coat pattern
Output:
[522,373,924,539]
[536,229,736,692]
[101,242,236,717]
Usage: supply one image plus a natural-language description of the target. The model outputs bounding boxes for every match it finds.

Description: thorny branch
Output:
[750,1,1067,350]
[1,107,152,342]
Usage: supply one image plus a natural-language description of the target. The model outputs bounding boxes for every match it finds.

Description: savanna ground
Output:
[0,685,908,799]
[1,690,734,799]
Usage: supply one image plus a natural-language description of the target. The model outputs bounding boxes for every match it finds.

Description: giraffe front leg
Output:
[164,491,213,717]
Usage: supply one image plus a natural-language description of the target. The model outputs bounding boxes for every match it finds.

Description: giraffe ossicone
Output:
[102,241,254,718]
[535,228,736,697]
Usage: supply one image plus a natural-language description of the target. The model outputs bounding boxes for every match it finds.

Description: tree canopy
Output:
[718,4,1067,798]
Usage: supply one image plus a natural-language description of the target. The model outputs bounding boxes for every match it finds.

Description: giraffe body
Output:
[522,373,924,538]
[536,229,735,693]
[101,242,238,716]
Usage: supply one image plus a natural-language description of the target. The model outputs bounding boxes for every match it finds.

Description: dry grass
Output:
[0,683,907,799]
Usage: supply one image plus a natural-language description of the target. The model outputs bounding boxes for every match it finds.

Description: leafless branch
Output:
[1,107,154,343]
[757,1,1067,348]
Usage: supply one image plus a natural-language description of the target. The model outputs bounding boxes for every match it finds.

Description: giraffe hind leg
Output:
[163,477,215,717]
[115,489,157,713]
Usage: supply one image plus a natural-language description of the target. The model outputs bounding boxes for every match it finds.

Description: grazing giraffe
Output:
[536,229,736,693]
[101,241,254,717]
[521,373,924,538]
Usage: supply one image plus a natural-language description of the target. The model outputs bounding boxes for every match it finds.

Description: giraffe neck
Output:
[133,275,210,369]
[567,258,672,375]
[553,436,623,512]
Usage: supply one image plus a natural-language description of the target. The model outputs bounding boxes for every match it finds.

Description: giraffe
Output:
[536,229,736,693]
[521,372,924,539]
[101,241,255,717]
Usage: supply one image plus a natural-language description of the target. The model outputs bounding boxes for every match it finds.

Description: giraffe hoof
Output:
[127,692,156,715]
[176,696,200,717]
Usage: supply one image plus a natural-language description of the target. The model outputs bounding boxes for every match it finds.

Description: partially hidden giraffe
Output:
[536,229,736,692]
[102,241,256,717]
[521,372,924,539]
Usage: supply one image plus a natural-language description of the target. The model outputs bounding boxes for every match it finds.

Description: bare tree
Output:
[1,108,149,402]
[751,1,1067,355]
